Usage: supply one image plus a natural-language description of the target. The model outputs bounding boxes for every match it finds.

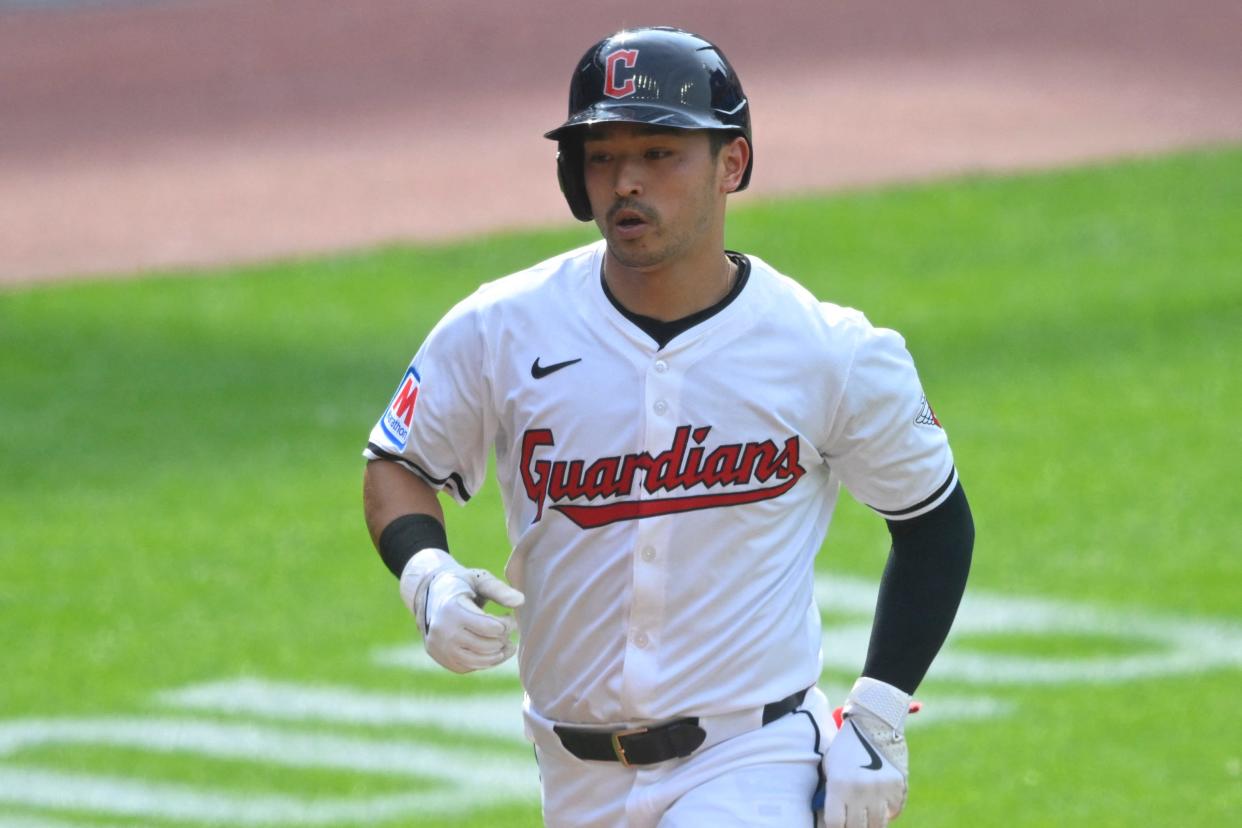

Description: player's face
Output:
[582,125,728,270]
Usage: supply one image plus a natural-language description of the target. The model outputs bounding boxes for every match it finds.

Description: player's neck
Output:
[603,248,737,323]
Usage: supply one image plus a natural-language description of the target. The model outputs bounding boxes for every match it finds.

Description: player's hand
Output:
[819,677,912,828]
[398,549,525,673]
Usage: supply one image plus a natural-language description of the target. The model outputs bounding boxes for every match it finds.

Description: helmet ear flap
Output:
[556,140,593,222]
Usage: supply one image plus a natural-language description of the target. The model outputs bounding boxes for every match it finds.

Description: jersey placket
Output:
[620,350,683,720]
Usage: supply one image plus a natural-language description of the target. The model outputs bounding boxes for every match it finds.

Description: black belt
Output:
[553,687,808,768]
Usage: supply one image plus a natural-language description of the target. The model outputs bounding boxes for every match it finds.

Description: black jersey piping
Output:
[601,251,751,349]
[872,466,956,518]
[366,442,472,502]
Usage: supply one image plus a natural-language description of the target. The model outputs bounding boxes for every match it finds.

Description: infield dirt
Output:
[2,0,1239,283]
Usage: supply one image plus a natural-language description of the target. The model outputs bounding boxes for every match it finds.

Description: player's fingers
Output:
[434,647,496,674]
[494,613,518,638]
[475,615,516,644]
[427,628,512,673]
[447,616,510,649]
[452,599,518,639]
[459,613,509,640]
[450,625,509,654]
[454,646,509,670]
[466,636,517,665]
[819,800,845,828]
[449,616,516,658]
[466,570,526,608]
[453,634,517,669]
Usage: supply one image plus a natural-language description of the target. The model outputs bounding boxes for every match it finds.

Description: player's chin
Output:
[606,240,666,270]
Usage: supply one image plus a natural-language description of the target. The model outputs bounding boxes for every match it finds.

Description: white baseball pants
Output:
[525,687,832,828]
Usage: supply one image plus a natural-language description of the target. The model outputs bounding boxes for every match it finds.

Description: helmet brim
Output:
[544,101,747,141]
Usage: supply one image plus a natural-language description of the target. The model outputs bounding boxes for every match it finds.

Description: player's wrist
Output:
[378,512,450,578]
[843,676,912,732]
[398,547,461,630]
[841,676,912,777]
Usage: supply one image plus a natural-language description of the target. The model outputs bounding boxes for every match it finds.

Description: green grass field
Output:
[2,145,1240,826]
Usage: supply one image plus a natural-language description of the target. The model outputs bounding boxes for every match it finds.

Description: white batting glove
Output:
[819,677,912,828]
[398,548,525,674]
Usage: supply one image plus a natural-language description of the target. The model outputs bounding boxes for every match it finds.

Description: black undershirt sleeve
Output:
[861,481,974,694]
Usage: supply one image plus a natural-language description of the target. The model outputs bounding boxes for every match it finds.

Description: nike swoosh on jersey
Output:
[531,357,582,379]
[848,720,885,771]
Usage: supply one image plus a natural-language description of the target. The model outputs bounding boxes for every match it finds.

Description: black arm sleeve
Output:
[860,481,974,694]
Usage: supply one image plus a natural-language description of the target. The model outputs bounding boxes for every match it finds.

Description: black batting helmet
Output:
[544,27,753,221]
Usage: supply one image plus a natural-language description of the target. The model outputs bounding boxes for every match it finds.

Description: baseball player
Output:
[363,26,974,828]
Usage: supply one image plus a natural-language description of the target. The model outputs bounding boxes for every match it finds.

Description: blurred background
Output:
[2,0,1240,283]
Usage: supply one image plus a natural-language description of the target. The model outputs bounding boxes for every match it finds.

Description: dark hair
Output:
[709,130,745,159]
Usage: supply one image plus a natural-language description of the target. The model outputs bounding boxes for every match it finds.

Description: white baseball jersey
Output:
[365,240,955,725]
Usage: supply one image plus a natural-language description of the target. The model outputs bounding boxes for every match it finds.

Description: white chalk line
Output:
[158,677,1009,733]
[159,679,527,743]
[815,573,1242,684]
[0,717,532,787]
[2,571,1238,824]
[0,765,510,824]
[372,572,1242,686]
[0,814,150,828]
[372,642,520,677]
[0,717,536,824]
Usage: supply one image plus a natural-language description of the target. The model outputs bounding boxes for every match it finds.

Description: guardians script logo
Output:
[520,425,805,528]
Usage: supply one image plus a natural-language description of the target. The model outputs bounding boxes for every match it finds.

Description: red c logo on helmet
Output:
[604,49,639,98]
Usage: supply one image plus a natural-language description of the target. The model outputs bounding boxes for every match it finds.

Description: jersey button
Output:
[654,360,668,373]
[633,631,649,648]
[640,546,656,562]
[653,400,668,415]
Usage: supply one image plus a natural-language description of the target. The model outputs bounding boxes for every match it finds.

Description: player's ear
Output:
[719,136,750,194]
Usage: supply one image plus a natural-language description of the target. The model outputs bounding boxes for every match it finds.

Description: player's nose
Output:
[612,157,644,198]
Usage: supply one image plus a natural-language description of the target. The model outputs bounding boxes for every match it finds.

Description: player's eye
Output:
[586,151,613,164]
[645,148,672,160]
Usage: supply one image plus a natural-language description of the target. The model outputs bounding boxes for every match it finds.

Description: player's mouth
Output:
[609,206,654,240]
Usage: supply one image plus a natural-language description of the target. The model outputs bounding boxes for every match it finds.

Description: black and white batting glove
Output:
[398,548,525,674]
[819,677,912,828]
